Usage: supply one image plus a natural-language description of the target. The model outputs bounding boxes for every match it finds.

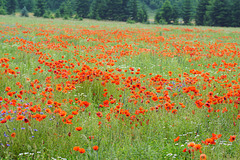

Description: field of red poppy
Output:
[0,16,240,160]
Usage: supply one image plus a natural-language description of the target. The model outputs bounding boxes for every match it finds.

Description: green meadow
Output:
[0,15,240,160]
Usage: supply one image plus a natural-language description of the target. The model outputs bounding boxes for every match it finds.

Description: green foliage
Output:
[231,0,240,27]
[154,10,161,23]
[156,18,168,25]
[17,0,35,12]
[7,0,17,15]
[137,5,148,22]
[195,0,209,26]
[206,0,231,27]
[55,10,60,18]
[75,0,89,18]
[46,0,65,11]
[161,0,173,24]
[63,15,69,20]
[0,0,6,15]
[154,0,181,24]
[50,15,55,19]
[89,0,107,20]
[128,0,138,21]
[182,0,192,24]
[59,0,73,18]
[0,6,6,15]
[0,0,6,7]
[171,2,180,23]
[5,0,239,27]
[126,18,136,24]
[34,0,47,17]
[21,6,29,17]
[106,0,124,21]
[43,10,51,18]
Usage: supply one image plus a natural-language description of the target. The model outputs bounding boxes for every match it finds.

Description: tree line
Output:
[0,0,148,23]
[0,0,239,27]
[155,0,240,27]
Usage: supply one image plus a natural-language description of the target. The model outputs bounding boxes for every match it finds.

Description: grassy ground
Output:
[0,15,240,160]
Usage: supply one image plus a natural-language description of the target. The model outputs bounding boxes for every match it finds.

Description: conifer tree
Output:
[154,10,160,23]
[172,2,180,23]
[231,0,240,27]
[59,0,73,18]
[195,0,209,25]
[18,0,25,9]
[206,0,230,26]
[89,0,107,20]
[128,0,138,21]
[18,0,34,12]
[26,0,35,12]
[160,0,173,24]
[7,0,17,14]
[121,0,130,21]
[75,0,89,18]
[34,0,47,17]
[65,0,73,17]
[182,0,192,24]
[137,5,148,22]
[0,0,6,15]
[21,6,29,17]
[107,0,123,21]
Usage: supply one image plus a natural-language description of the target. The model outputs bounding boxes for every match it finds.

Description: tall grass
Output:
[0,15,240,159]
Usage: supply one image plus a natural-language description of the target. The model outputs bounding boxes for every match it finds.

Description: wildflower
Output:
[96,112,103,118]
[16,115,25,121]
[75,127,83,131]
[0,119,7,123]
[79,148,85,154]
[187,142,195,147]
[229,135,236,142]
[73,146,80,151]
[11,132,16,138]
[174,136,180,142]
[200,154,207,160]
[93,146,99,151]
[151,96,158,102]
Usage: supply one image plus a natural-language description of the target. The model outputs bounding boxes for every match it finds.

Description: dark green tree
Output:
[128,0,138,21]
[21,6,29,17]
[172,2,181,23]
[26,0,35,12]
[206,0,231,26]
[47,0,65,11]
[120,0,130,21]
[137,5,148,22]
[75,0,89,18]
[195,0,209,25]
[0,0,6,15]
[160,0,173,24]
[7,0,17,14]
[107,0,123,21]
[89,0,107,20]
[182,0,192,24]
[34,0,47,17]
[154,9,161,23]
[55,9,60,18]
[65,0,73,17]
[18,0,25,9]
[18,0,35,12]
[89,0,98,19]
[59,0,73,18]
[231,0,240,27]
